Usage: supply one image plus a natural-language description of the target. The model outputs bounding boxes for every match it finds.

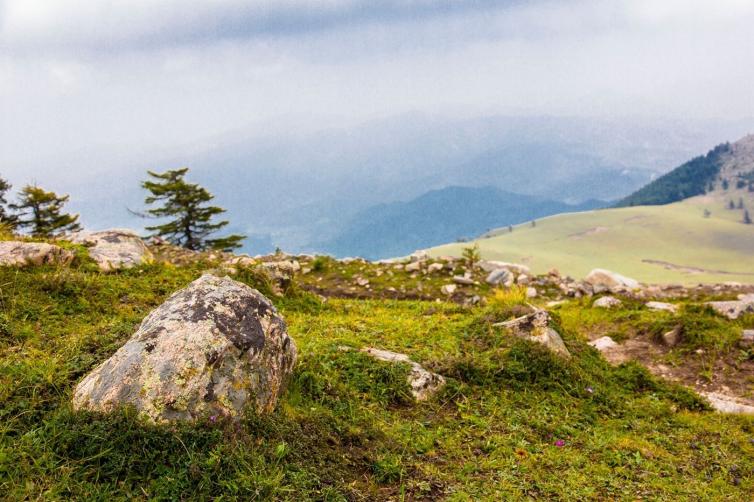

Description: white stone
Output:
[588,336,618,352]
[0,241,74,267]
[361,347,445,401]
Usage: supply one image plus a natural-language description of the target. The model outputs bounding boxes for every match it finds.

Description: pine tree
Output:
[140,168,245,251]
[10,185,81,237]
[737,197,744,209]
[728,200,735,210]
[744,209,752,225]
[0,176,17,229]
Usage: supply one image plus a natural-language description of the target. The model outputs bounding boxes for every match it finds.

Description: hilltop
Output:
[430,135,754,285]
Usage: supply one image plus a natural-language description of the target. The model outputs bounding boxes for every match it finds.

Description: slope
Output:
[429,189,754,285]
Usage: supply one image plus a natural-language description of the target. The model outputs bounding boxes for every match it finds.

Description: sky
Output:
[2,0,754,181]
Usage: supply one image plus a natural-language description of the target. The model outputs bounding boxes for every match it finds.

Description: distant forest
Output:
[615,143,730,207]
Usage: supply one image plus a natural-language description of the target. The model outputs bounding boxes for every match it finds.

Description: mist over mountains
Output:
[14,113,754,256]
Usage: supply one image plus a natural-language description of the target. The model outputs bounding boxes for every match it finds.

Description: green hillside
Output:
[2,247,754,499]
[430,190,754,285]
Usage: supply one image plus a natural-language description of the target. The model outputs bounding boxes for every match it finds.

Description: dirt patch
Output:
[642,259,754,276]
[567,226,609,240]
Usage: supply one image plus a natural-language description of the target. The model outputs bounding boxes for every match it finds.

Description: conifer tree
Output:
[744,209,752,225]
[140,168,245,251]
[737,197,744,209]
[0,176,17,229]
[728,199,735,210]
[10,185,81,237]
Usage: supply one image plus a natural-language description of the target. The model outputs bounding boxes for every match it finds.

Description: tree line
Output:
[0,168,245,251]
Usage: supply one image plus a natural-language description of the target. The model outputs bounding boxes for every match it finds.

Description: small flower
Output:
[209,415,218,423]
[586,386,594,394]
[554,439,566,447]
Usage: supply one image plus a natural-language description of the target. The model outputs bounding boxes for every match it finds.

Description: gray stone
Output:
[495,309,571,358]
[585,268,640,294]
[441,284,457,295]
[72,274,297,422]
[706,299,754,320]
[485,268,513,286]
[526,287,538,298]
[70,229,153,271]
[588,336,619,352]
[478,260,530,275]
[645,301,678,313]
[593,296,622,309]
[427,262,444,274]
[661,325,683,347]
[452,275,475,285]
[0,241,74,267]
[361,347,445,401]
[701,392,754,415]
[740,329,754,348]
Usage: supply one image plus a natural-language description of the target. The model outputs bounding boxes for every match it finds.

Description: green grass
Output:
[430,190,754,285]
[1,259,754,500]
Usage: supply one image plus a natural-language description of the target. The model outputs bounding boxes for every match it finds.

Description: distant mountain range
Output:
[429,134,754,285]
[321,186,606,259]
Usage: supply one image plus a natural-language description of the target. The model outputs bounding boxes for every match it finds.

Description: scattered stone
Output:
[405,261,422,272]
[355,277,370,287]
[72,274,297,422]
[739,330,754,349]
[495,309,570,358]
[588,336,619,352]
[517,274,530,285]
[70,229,153,271]
[485,268,513,287]
[526,287,538,298]
[645,301,678,313]
[261,260,300,292]
[478,260,530,275]
[0,241,74,267]
[441,284,457,295]
[661,325,683,347]
[706,299,754,320]
[360,347,445,401]
[427,262,444,274]
[701,392,754,415]
[410,250,430,262]
[585,268,640,294]
[452,275,475,285]
[593,296,622,309]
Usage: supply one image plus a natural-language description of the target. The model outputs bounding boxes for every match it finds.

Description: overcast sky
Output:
[2,0,754,180]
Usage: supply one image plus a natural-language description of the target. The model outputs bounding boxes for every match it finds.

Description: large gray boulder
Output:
[585,269,640,293]
[73,274,297,422]
[0,241,74,267]
[706,295,754,320]
[69,229,153,271]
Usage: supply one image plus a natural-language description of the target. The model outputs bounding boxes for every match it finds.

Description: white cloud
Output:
[1,0,753,179]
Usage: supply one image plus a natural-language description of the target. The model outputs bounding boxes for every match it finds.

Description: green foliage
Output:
[616,143,730,207]
[9,185,81,237]
[140,168,245,251]
[0,175,16,230]
[461,243,481,269]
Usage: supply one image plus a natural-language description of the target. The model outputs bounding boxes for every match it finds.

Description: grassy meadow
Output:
[430,190,754,285]
[1,250,753,500]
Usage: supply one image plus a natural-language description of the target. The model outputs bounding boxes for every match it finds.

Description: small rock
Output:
[495,309,570,358]
[517,274,530,285]
[588,336,619,352]
[427,262,444,274]
[355,277,370,287]
[706,300,754,320]
[360,347,445,401]
[410,250,430,262]
[739,329,754,348]
[526,287,538,298]
[441,284,457,295]
[701,392,754,415]
[645,301,678,313]
[405,261,422,273]
[485,268,513,286]
[585,268,640,294]
[0,241,74,267]
[70,229,154,271]
[453,275,475,285]
[593,296,622,309]
[661,325,683,347]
